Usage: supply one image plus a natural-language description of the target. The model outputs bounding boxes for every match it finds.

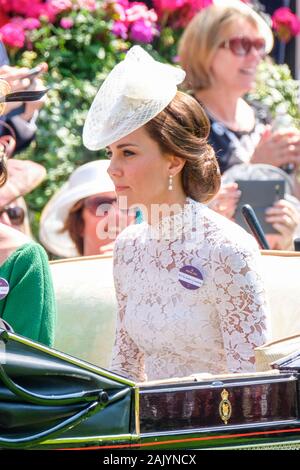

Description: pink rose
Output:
[76,0,97,11]
[60,17,74,29]
[111,20,128,39]
[130,18,156,43]
[0,22,25,48]
[272,7,300,42]
[22,17,41,30]
[49,0,73,14]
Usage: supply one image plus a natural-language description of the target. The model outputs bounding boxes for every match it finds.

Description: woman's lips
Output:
[115,186,129,192]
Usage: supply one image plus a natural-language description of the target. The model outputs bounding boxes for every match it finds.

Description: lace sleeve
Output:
[110,239,146,382]
[212,239,270,373]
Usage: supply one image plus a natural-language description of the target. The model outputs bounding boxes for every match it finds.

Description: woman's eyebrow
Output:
[106,143,139,150]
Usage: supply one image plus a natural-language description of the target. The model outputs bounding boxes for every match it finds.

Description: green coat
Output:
[0,242,56,346]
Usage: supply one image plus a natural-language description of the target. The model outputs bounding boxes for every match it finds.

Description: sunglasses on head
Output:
[220,36,266,57]
[84,196,117,216]
[0,206,25,225]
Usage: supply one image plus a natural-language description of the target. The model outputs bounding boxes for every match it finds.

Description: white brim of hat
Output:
[83,46,186,150]
[39,160,114,258]
[213,0,273,53]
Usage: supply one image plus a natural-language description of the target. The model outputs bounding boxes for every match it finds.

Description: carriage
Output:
[1,251,300,450]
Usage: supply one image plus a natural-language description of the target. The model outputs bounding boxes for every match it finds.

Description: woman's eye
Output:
[105,150,112,159]
[123,150,135,157]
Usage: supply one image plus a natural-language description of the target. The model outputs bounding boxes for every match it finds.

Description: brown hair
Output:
[178,4,273,92]
[0,153,8,187]
[145,91,220,203]
[62,200,85,256]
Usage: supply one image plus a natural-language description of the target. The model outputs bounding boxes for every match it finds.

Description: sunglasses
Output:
[84,196,117,216]
[220,36,266,57]
[0,206,25,225]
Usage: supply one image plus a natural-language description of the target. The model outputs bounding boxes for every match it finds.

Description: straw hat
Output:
[39,160,114,258]
[83,45,185,150]
[0,159,46,207]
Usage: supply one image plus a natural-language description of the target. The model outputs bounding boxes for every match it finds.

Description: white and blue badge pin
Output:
[0,278,9,300]
[178,265,203,290]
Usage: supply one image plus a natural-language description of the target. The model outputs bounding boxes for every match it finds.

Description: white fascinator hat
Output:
[39,160,114,258]
[83,45,186,150]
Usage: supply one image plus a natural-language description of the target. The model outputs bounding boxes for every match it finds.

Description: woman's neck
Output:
[142,188,187,226]
[196,88,245,131]
[83,239,115,257]
[0,223,30,265]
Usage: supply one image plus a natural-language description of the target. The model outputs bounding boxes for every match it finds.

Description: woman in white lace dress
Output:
[83,46,271,382]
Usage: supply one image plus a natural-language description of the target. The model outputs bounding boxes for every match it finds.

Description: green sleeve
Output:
[2,243,56,346]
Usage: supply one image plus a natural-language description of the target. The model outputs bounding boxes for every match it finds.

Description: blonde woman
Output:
[179,0,300,249]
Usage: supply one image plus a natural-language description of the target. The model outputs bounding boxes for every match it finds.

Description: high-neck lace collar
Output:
[145,198,205,241]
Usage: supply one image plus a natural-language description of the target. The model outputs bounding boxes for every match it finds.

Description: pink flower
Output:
[153,0,186,13]
[76,0,97,11]
[153,0,212,26]
[0,22,25,48]
[130,18,156,43]
[0,10,9,27]
[272,7,300,43]
[60,17,74,29]
[48,0,73,14]
[126,3,157,22]
[22,17,41,30]
[0,0,11,13]
[4,1,58,22]
[112,3,128,22]
[111,20,128,39]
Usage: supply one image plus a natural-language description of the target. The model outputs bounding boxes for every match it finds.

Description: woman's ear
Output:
[167,155,186,176]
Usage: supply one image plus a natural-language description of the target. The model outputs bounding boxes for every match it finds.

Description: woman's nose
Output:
[107,157,122,178]
[247,47,262,62]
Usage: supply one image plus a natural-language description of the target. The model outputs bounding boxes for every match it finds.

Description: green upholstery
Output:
[50,251,300,367]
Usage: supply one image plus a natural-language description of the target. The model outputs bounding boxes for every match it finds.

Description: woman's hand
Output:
[0,65,32,113]
[265,199,300,250]
[18,78,46,122]
[209,182,241,220]
[0,64,47,118]
[251,126,300,168]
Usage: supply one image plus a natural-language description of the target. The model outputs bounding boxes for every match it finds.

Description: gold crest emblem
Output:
[219,388,232,424]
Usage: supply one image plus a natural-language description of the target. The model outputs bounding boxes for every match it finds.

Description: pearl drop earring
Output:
[168,175,173,191]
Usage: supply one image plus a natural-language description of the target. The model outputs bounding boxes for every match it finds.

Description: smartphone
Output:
[235,179,285,234]
[19,63,47,80]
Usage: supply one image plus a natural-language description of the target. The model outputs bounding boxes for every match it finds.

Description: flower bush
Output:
[0,0,299,236]
[247,59,300,124]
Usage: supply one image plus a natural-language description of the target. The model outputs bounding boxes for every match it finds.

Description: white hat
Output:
[83,45,186,150]
[39,160,114,258]
[213,0,273,53]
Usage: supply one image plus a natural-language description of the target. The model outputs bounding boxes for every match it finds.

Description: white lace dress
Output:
[111,198,270,382]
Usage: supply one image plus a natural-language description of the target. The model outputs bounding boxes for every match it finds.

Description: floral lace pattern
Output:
[111,199,270,382]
